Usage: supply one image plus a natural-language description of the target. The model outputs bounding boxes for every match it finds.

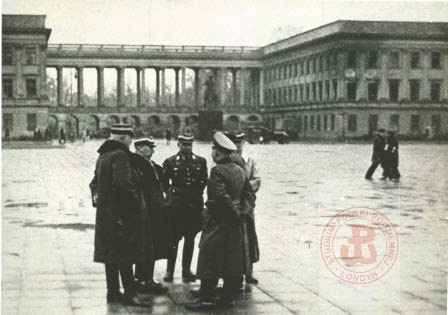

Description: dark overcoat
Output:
[162,152,208,239]
[89,140,152,264]
[371,135,386,163]
[196,157,256,279]
[131,153,172,260]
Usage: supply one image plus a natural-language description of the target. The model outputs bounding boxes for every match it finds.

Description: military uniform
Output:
[162,134,208,281]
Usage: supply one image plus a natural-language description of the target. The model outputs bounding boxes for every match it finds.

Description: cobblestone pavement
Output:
[2,140,447,314]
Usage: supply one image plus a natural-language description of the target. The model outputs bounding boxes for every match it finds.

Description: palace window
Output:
[318,81,323,101]
[2,46,13,65]
[411,115,420,133]
[311,82,316,101]
[410,80,420,101]
[326,55,331,70]
[347,82,357,101]
[319,56,323,72]
[27,113,37,132]
[25,46,37,65]
[306,84,310,101]
[300,61,304,75]
[324,114,328,131]
[333,53,338,68]
[368,50,378,68]
[368,81,379,101]
[389,51,400,68]
[311,115,315,130]
[294,63,298,77]
[411,52,420,68]
[304,116,308,131]
[325,80,330,100]
[389,80,400,101]
[390,114,400,131]
[432,115,441,134]
[347,51,357,68]
[431,52,441,69]
[312,58,316,73]
[294,85,298,102]
[348,114,357,132]
[299,84,304,103]
[430,81,441,101]
[2,78,13,98]
[3,114,13,132]
[317,115,321,131]
[26,79,37,98]
[332,80,338,99]
[330,114,335,130]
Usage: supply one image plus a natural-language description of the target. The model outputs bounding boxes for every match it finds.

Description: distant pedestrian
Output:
[165,128,172,145]
[186,132,256,311]
[383,130,401,181]
[365,128,386,179]
[89,124,152,307]
[59,128,66,144]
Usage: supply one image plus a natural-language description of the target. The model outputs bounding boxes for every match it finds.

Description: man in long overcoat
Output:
[132,137,171,294]
[187,132,256,311]
[365,128,387,179]
[225,131,260,285]
[162,133,208,282]
[89,124,152,307]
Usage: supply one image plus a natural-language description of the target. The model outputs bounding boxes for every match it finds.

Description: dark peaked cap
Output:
[134,137,156,148]
[178,133,194,144]
[111,124,134,136]
[213,131,237,153]
[224,131,244,144]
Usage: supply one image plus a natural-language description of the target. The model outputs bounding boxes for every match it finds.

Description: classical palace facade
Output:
[2,15,448,139]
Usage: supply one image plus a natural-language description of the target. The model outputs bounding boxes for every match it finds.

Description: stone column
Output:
[421,52,430,101]
[76,66,84,107]
[357,51,367,101]
[259,69,265,106]
[97,67,104,107]
[231,68,238,106]
[161,68,166,105]
[136,68,142,107]
[174,68,180,107]
[337,51,346,101]
[141,68,146,106]
[181,67,186,105]
[199,68,206,108]
[240,68,246,106]
[117,67,125,107]
[155,68,160,107]
[378,50,389,101]
[219,68,227,106]
[399,50,410,101]
[57,66,64,106]
[194,68,200,107]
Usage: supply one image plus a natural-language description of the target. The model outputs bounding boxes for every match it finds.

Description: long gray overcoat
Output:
[196,157,256,279]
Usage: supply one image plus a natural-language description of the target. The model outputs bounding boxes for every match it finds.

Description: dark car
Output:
[272,130,290,144]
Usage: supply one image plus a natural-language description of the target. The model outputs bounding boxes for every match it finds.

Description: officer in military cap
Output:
[132,137,171,294]
[186,132,256,311]
[224,131,261,285]
[162,133,208,282]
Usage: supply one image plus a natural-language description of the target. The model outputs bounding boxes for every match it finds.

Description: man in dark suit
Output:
[162,133,208,282]
[132,137,171,294]
[89,124,151,307]
[365,128,387,179]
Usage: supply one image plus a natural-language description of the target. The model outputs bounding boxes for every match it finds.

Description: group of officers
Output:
[89,124,261,310]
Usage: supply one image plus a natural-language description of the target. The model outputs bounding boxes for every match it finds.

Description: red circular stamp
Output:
[320,206,398,284]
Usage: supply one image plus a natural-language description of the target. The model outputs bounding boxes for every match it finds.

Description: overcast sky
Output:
[3,0,448,46]
[3,0,448,95]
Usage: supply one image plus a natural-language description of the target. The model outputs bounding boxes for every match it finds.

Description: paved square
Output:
[2,141,447,314]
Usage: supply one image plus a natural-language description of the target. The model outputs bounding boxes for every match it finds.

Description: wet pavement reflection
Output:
[2,141,447,314]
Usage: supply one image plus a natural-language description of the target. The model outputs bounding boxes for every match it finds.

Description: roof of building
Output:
[2,14,51,39]
[262,20,448,56]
